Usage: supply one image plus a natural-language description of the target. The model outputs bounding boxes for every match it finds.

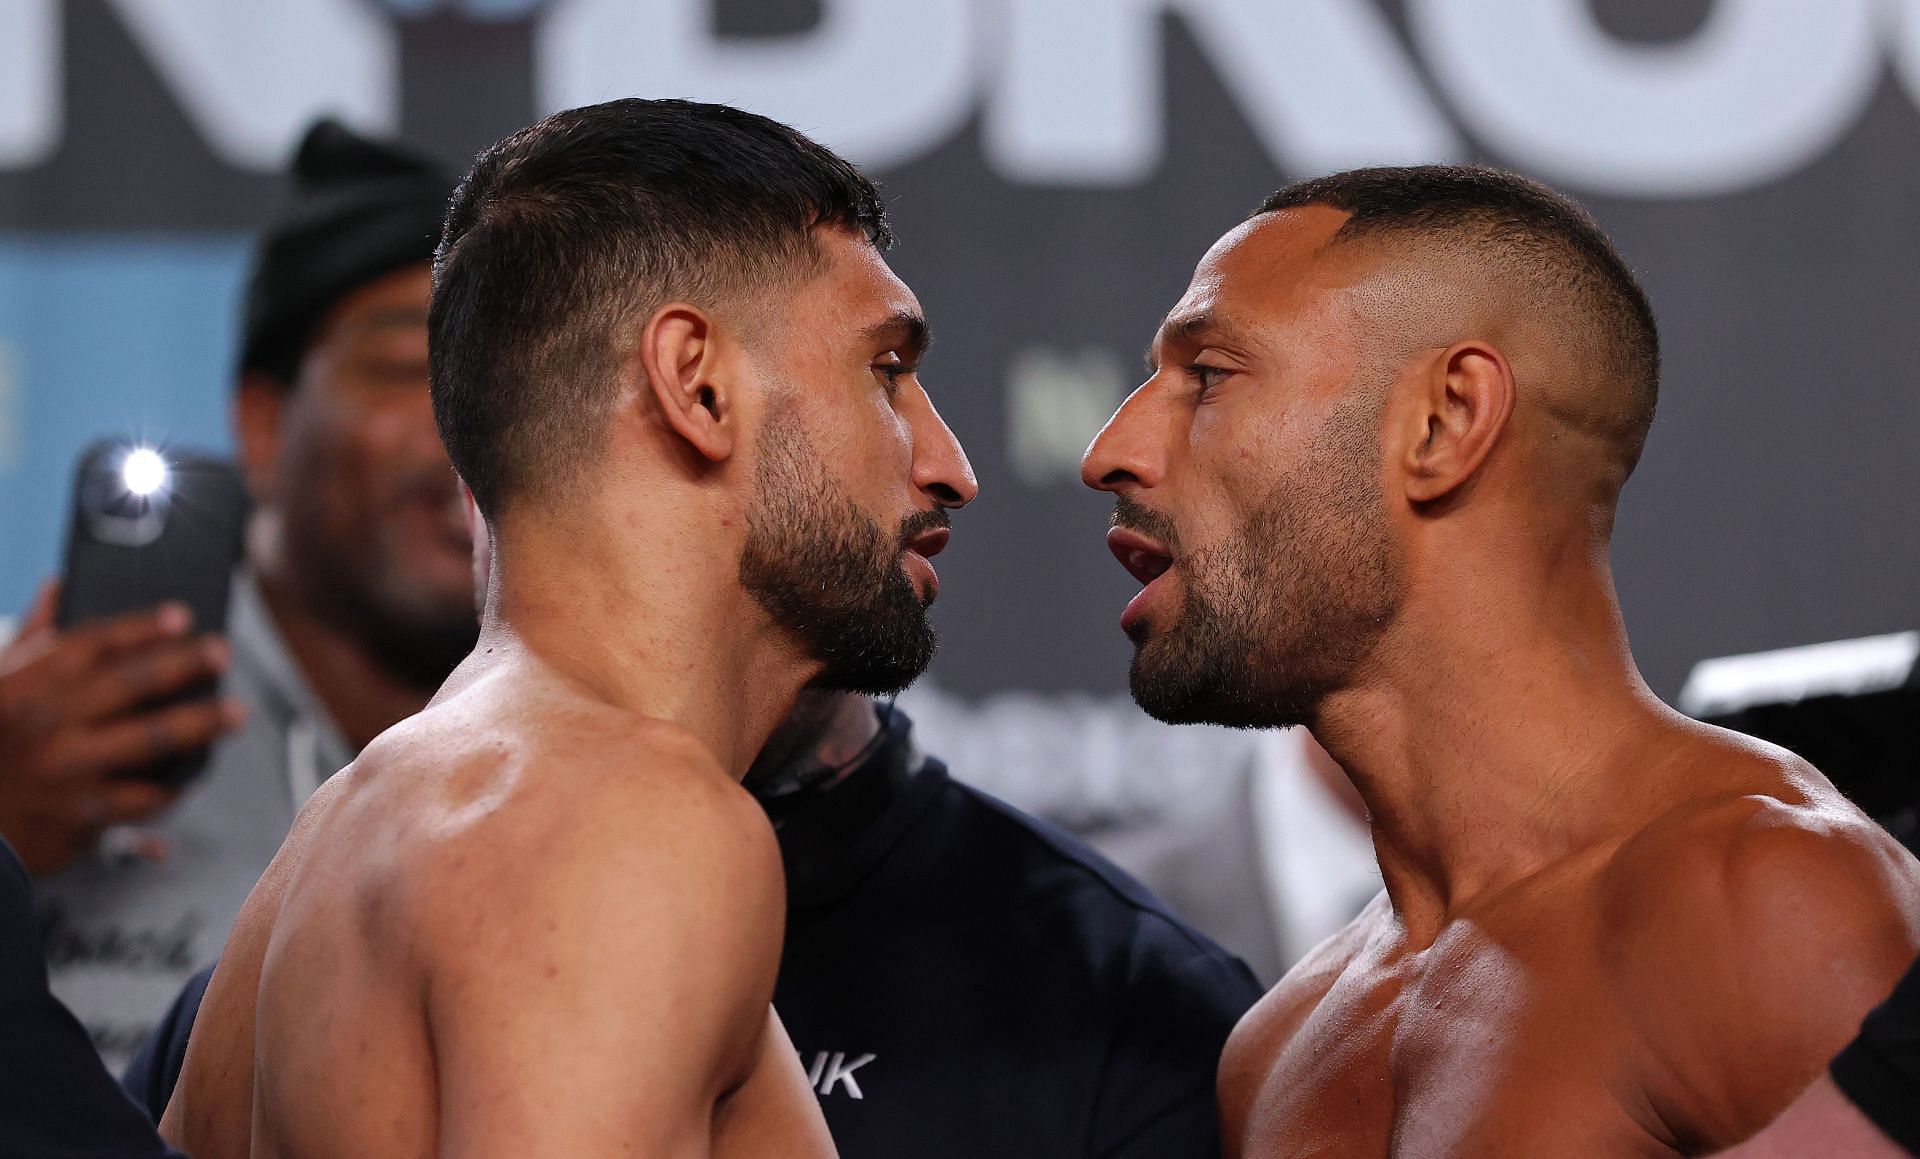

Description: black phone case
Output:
[56,440,250,787]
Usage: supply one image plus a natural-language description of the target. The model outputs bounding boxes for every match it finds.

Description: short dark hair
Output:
[431,98,891,517]
[1258,165,1660,475]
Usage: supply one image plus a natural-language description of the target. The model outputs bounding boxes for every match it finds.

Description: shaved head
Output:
[1258,166,1660,494]
[1083,164,1664,728]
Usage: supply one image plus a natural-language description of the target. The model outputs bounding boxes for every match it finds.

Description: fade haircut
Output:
[431,98,891,517]
[1258,165,1660,479]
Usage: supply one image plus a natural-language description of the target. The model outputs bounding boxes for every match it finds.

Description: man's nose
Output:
[914,396,978,509]
[1081,384,1165,495]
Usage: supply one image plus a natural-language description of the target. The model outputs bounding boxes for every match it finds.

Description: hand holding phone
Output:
[0,582,246,874]
[55,440,251,783]
[0,440,254,873]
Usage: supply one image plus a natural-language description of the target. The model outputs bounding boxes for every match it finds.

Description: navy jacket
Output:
[0,837,181,1157]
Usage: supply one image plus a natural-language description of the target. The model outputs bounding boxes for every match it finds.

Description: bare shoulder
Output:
[387,663,783,956]
[385,659,762,836]
[163,765,361,1152]
[1235,892,1386,1042]
[1599,725,1920,1145]
[367,667,807,1152]
[1220,893,1387,1140]
[1602,727,1920,953]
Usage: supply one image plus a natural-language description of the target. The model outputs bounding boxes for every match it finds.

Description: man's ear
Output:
[637,303,735,463]
[233,372,292,502]
[1397,340,1515,505]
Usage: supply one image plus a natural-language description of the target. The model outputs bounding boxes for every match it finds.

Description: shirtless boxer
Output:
[1081,165,1920,1155]
[162,98,975,1158]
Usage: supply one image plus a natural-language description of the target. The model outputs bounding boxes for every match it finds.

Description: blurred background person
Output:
[10,119,472,1069]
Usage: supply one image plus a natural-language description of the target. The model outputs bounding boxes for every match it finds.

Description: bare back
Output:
[1221,726,1920,1157]
[163,654,835,1158]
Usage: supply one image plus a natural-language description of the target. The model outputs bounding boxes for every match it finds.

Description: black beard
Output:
[741,409,941,696]
[355,600,481,690]
[281,528,478,693]
[1117,397,1401,729]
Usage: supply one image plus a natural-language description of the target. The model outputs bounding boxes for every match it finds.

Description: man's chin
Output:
[801,597,938,697]
[810,648,935,697]
[1127,663,1215,726]
[1127,649,1312,731]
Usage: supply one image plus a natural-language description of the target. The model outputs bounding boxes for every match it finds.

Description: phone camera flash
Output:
[121,448,168,498]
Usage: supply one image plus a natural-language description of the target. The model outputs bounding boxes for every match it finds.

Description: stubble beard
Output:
[740,405,939,696]
[1124,395,1402,729]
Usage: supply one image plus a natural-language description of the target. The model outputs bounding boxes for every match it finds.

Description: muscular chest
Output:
[1238,931,1675,1158]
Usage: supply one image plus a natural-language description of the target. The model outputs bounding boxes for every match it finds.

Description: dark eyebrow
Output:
[1158,309,1236,349]
[863,310,932,361]
[1146,309,1215,372]
[1145,308,1253,372]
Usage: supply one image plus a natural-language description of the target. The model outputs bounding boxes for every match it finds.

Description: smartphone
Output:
[56,439,250,786]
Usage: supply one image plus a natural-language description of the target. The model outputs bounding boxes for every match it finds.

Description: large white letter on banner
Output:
[985,0,1460,186]
[1884,0,1920,122]
[0,0,60,167]
[1408,0,1880,197]
[107,0,398,170]
[536,0,974,170]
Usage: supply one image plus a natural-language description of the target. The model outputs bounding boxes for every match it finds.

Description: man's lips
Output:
[905,527,951,561]
[1107,527,1173,585]
[1107,527,1175,632]
[901,526,950,603]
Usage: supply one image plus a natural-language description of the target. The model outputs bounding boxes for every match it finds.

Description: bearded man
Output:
[1082,165,1920,1155]
[16,120,475,1070]
[164,98,975,1157]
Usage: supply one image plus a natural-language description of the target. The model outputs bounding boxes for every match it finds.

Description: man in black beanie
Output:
[14,119,475,1071]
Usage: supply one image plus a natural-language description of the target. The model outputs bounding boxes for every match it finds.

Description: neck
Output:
[252,570,438,751]
[1311,541,1684,939]
[479,510,817,779]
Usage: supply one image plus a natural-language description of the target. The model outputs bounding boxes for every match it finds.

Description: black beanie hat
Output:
[239,119,451,384]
